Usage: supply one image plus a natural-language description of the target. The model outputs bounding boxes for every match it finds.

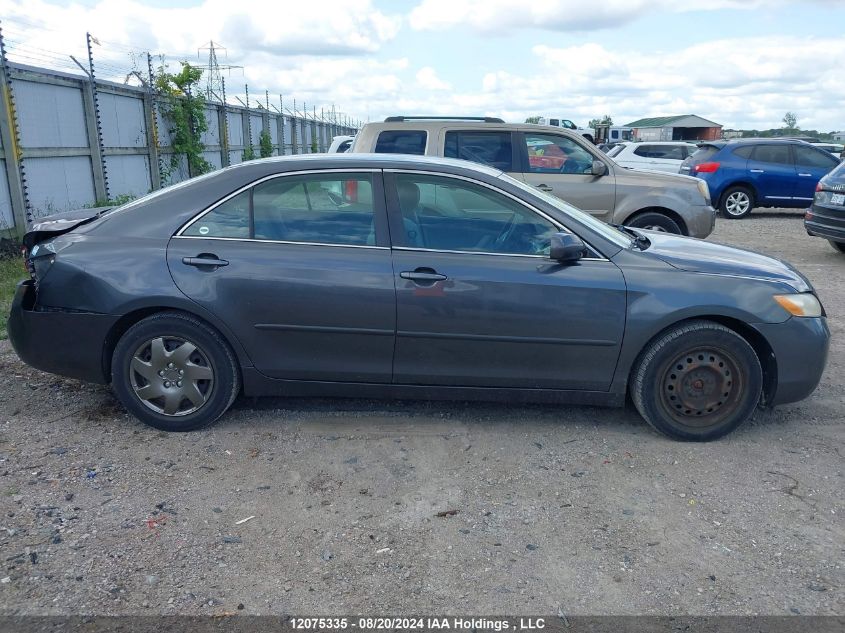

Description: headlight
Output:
[773,293,823,318]
[696,180,711,205]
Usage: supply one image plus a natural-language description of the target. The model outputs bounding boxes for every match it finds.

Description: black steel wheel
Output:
[630,320,762,441]
[112,312,239,431]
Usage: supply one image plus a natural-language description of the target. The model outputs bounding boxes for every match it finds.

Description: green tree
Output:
[155,62,212,181]
[588,115,614,129]
[258,129,274,158]
[524,116,541,124]
[782,111,798,130]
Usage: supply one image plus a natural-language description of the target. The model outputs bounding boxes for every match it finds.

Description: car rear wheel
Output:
[720,186,754,219]
[829,240,845,254]
[630,320,762,441]
[626,212,682,234]
[111,312,240,432]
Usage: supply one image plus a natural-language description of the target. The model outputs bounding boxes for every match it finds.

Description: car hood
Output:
[642,231,812,292]
[614,163,701,186]
[22,207,113,249]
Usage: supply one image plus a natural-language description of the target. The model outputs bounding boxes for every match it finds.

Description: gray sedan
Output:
[8,154,829,441]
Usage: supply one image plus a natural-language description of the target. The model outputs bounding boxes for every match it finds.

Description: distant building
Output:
[624,115,722,142]
[833,131,845,141]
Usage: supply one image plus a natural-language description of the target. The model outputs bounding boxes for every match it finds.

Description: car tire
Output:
[626,212,682,234]
[829,240,845,254]
[719,186,754,219]
[111,311,240,432]
[630,320,762,441]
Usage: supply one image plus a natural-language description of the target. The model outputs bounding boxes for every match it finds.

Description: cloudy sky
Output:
[1,0,844,131]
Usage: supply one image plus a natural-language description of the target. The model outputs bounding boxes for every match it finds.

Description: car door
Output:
[746,144,796,204]
[167,169,397,382]
[385,170,627,391]
[793,145,840,204]
[517,131,616,221]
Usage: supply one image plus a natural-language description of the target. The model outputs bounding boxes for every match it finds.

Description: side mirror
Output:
[591,160,608,176]
[549,232,589,263]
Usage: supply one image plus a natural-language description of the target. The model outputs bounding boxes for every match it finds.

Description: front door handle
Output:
[182,255,229,268]
[400,269,447,282]
[798,173,812,177]
[749,169,764,173]
[536,184,554,192]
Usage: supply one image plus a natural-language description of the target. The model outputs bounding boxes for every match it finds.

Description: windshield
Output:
[497,172,632,249]
[606,144,625,157]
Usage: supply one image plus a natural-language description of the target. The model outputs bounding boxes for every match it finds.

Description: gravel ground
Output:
[0,210,841,616]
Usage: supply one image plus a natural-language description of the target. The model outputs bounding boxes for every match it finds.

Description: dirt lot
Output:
[0,210,841,616]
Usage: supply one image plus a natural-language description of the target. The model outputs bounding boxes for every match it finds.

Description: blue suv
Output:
[680,139,840,219]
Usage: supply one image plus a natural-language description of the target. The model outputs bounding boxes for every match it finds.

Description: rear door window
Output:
[752,144,792,165]
[374,130,427,155]
[444,131,514,171]
[732,146,754,159]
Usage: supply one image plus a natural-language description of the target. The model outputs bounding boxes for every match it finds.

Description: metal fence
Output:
[0,24,359,236]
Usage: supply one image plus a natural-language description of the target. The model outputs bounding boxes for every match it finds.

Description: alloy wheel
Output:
[724,191,751,216]
[129,336,214,416]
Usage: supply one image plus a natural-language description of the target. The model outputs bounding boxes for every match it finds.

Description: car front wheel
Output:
[630,320,762,441]
[829,240,845,254]
[111,312,240,431]
[626,212,682,234]
[720,186,754,219]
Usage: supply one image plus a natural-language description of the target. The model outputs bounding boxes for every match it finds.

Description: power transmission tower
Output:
[198,41,242,102]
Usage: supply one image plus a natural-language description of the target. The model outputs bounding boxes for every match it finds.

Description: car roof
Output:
[215,152,506,177]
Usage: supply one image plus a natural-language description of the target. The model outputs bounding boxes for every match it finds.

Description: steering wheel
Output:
[561,159,586,174]
[327,190,344,206]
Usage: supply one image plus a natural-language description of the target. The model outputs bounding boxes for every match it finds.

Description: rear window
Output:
[690,146,719,162]
[374,130,427,155]
[633,145,686,159]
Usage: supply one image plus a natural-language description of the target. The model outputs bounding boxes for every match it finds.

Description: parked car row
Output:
[348,117,715,237]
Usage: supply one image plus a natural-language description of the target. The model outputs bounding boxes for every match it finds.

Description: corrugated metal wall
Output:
[0,63,359,230]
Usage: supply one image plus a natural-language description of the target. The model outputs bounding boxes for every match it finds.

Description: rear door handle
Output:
[536,184,553,192]
[182,256,229,268]
[798,173,812,177]
[749,169,764,173]
[400,270,447,282]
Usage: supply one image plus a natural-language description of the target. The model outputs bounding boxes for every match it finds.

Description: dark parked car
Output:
[805,160,845,253]
[8,154,829,441]
[680,139,840,218]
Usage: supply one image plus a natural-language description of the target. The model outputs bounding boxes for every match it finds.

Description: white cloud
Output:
[409,0,777,33]
[415,66,451,91]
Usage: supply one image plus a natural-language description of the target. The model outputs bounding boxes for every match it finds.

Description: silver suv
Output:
[350,117,715,237]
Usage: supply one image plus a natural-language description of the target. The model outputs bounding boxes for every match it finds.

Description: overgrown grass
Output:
[1,256,26,340]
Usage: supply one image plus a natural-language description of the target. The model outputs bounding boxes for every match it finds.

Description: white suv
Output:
[607,141,698,173]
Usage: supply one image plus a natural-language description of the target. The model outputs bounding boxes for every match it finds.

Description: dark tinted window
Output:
[183,190,250,238]
[444,131,514,171]
[394,174,557,256]
[634,144,686,159]
[794,145,838,169]
[690,146,719,162]
[374,130,427,155]
[733,146,754,159]
[752,144,792,165]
